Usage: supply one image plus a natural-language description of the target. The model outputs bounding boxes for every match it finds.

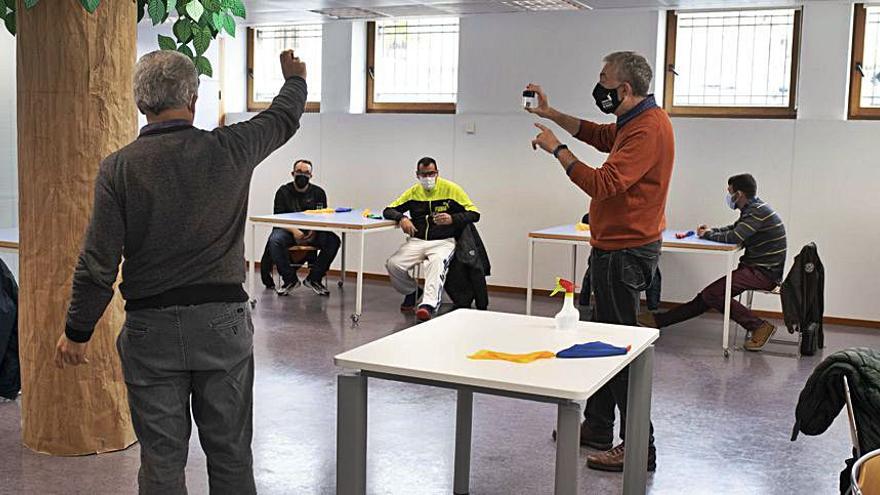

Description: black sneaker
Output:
[276,278,300,296]
[400,288,424,313]
[416,304,437,322]
[303,278,330,296]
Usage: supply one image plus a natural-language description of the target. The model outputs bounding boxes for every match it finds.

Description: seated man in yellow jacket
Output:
[383,157,480,321]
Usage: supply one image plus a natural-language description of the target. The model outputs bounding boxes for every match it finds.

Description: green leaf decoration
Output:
[79,0,100,13]
[173,18,192,43]
[157,34,176,50]
[222,13,235,36]
[194,55,212,77]
[5,0,17,9]
[185,0,203,21]
[177,44,195,59]
[230,0,245,18]
[3,11,13,35]
[166,0,176,13]
[192,25,211,55]
[24,0,39,8]
[221,0,234,8]
[0,10,6,25]
[211,11,222,30]
[206,0,222,12]
[147,0,165,25]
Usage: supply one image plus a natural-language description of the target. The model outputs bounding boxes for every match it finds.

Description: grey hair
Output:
[603,51,653,96]
[133,50,199,115]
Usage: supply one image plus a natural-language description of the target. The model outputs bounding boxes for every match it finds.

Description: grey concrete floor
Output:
[0,277,873,494]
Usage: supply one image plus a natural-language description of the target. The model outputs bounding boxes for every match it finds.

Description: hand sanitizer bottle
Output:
[550,278,579,331]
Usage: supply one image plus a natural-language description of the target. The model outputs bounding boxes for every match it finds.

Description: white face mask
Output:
[420,177,437,191]
[725,192,738,210]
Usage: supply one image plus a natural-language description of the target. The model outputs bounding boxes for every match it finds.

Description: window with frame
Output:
[664,9,801,118]
[248,25,322,112]
[849,4,880,119]
[366,18,459,114]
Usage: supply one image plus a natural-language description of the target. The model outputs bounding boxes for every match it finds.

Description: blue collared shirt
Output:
[616,94,658,129]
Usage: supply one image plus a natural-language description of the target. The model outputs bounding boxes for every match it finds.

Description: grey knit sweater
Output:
[65,77,307,342]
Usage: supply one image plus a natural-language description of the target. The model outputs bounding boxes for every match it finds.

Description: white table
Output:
[248,210,396,324]
[0,228,18,252]
[526,226,743,357]
[334,309,659,495]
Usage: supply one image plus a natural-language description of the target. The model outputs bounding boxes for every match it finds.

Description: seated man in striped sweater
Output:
[639,174,787,351]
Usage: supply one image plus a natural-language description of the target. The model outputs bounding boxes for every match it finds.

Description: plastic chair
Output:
[273,245,319,287]
[851,448,880,495]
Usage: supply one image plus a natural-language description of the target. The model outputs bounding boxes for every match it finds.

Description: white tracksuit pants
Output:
[386,237,456,309]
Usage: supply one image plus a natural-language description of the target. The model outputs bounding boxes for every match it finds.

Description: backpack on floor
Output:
[780,243,825,356]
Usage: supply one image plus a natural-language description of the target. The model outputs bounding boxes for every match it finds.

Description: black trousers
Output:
[583,240,660,445]
[261,228,341,285]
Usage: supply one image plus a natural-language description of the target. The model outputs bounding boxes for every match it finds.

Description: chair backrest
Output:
[845,375,861,459]
[852,448,880,495]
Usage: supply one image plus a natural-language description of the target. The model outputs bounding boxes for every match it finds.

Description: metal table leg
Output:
[454,389,473,495]
[554,400,580,495]
[526,238,535,315]
[352,231,366,325]
[339,231,347,288]
[722,252,735,357]
[337,373,368,495]
[622,346,654,495]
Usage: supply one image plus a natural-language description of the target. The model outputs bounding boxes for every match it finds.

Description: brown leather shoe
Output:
[637,312,658,328]
[744,321,777,351]
[586,443,656,472]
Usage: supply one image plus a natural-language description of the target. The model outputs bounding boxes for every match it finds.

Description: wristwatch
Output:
[552,144,569,158]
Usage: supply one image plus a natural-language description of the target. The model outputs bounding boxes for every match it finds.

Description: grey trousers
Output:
[116,301,256,495]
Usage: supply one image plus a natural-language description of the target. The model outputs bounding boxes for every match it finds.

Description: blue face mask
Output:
[725,192,738,210]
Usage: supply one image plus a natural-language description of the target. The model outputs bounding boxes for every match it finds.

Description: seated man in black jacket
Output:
[261,159,340,296]
[384,157,480,321]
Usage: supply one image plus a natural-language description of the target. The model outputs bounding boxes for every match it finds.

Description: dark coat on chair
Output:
[791,348,880,493]
[444,224,491,310]
[0,259,19,400]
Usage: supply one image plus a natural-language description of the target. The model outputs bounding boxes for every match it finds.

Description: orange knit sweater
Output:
[568,107,674,250]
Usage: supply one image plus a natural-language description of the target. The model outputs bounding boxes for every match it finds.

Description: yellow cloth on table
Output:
[304,208,336,214]
[575,223,590,231]
[468,350,556,364]
[362,209,371,217]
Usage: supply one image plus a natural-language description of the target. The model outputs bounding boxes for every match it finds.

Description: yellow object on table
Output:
[362,209,371,217]
[575,223,590,231]
[467,350,556,364]
[304,208,336,214]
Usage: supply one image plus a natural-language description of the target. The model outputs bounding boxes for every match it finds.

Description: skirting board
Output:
[254,263,880,329]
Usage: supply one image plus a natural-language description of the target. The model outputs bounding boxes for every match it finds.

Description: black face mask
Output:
[592,82,623,114]
[294,174,310,189]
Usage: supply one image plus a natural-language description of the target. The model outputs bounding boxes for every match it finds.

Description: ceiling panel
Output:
[242,0,831,25]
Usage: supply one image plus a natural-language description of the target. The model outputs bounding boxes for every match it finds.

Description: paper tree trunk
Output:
[17,0,137,455]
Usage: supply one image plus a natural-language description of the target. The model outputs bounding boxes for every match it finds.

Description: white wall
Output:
[1,5,878,321]
[0,29,16,230]
[232,5,880,322]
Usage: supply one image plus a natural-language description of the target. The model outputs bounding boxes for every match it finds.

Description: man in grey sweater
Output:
[53,49,307,494]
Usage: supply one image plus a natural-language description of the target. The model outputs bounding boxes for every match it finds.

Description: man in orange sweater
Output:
[529,51,674,473]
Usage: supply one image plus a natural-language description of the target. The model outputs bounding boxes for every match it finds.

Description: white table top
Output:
[0,227,18,249]
[334,309,659,401]
[529,225,740,252]
[250,209,396,231]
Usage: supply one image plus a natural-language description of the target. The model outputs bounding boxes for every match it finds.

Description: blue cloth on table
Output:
[556,341,630,358]
[335,207,353,213]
